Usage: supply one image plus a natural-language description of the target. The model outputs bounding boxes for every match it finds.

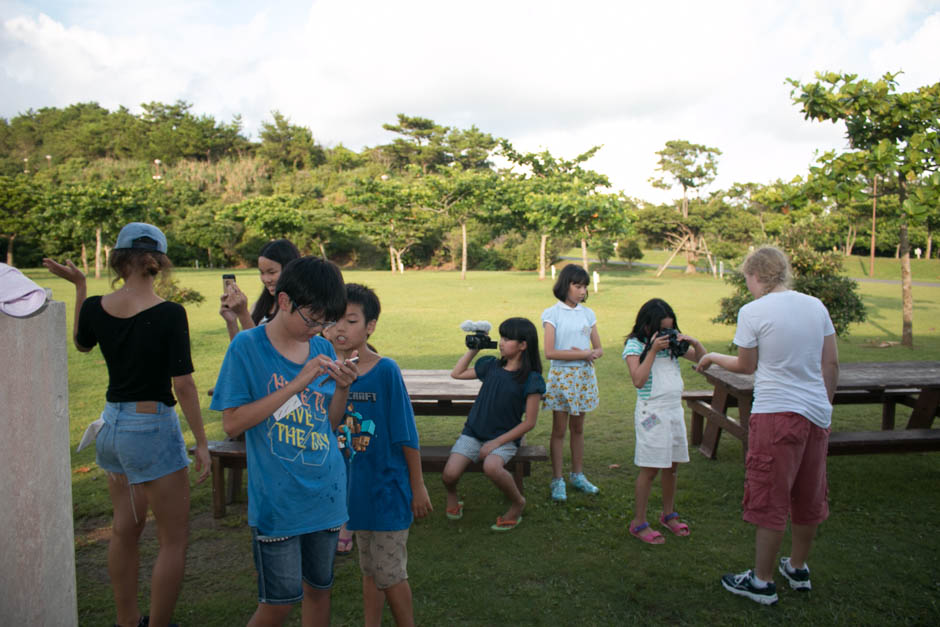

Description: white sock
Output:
[750,572,769,588]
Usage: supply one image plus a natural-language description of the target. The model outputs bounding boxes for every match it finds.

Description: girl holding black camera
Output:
[622,298,705,544]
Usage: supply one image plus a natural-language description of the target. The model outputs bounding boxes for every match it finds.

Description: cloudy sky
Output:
[2,1,938,202]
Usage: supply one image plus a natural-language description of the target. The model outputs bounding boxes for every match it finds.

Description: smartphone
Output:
[222,273,236,294]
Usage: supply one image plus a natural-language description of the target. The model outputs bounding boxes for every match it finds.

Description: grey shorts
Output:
[356,529,409,589]
[450,434,518,465]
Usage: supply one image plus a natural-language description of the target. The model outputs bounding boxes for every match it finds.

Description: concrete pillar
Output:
[0,297,78,626]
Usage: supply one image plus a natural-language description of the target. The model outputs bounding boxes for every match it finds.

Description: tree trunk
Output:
[460,221,467,280]
[95,227,102,279]
[5,234,13,265]
[898,176,913,348]
[580,238,589,270]
[869,175,878,278]
[539,233,548,280]
[389,245,395,273]
[319,242,326,259]
[207,247,212,269]
[684,246,697,274]
[681,189,688,219]
[926,231,933,260]
[81,243,88,275]
[844,223,857,255]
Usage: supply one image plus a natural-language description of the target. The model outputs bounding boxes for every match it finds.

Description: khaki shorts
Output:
[356,529,409,589]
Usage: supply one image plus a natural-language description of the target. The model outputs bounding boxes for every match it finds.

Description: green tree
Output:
[500,142,611,277]
[649,140,722,272]
[347,175,434,273]
[0,175,40,265]
[258,111,325,171]
[789,71,940,346]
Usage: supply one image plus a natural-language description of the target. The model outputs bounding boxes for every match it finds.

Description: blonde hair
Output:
[740,246,791,295]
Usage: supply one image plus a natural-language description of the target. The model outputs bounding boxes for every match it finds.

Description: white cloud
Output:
[2,0,938,203]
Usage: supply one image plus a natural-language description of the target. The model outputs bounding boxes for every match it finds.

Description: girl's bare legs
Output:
[630,467,659,534]
[106,473,148,627]
[549,410,569,478]
[139,466,191,627]
[483,454,526,521]
[660,462,680,515]
[441,454,472,511]
[247,603,292,627]
[568,413,586,474]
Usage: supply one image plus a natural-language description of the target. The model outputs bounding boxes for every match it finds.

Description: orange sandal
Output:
[445,501,464,520]
[491,516,522,531]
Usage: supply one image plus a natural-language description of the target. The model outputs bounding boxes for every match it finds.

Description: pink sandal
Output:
[630,521,665,544]
[336,536,354,555]
[660,512,690,536]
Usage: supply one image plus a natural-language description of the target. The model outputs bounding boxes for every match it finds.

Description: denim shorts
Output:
[251,527,339,605]
[95,401,190,484]
[451,433,518,464]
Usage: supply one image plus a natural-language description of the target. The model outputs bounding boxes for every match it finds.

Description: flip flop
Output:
[630,521,665,544]
[336,536,353,555]
[446,501,464,520]
[660,512,690,536]
[491,516,522,532]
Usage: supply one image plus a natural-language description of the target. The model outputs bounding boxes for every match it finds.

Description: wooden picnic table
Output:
[688,361,940,459]
[402,369,480,416]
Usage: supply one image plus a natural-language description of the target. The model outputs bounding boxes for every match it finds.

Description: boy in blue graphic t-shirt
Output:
[210,257,358,626]
[326,283,431,627]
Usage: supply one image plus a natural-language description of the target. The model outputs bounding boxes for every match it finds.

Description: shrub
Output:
[156,276,205,305]
[617,238,644,267]
[713,244,866,336]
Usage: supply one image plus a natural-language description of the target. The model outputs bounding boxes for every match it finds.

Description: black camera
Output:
[658,327,689,358]
[465,331,498,350]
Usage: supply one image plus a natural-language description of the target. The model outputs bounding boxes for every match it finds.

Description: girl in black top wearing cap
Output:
[44,222,210,627]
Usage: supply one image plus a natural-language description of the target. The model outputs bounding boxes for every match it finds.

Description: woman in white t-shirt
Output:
[697,246,839,606]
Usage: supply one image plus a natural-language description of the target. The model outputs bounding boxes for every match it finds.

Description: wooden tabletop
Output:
[401,369,481,402]
[700,361,940,395]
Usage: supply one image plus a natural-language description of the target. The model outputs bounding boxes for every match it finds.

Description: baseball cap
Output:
[114,222,167,254]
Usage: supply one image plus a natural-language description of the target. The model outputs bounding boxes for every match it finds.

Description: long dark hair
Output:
[251,239,300,324]
[552,264,590,303]
[625,298,681,362]
[498,317,542,384]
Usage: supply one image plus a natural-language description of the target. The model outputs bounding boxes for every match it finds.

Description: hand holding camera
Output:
[655,327,690,359]
[460,320,497,350]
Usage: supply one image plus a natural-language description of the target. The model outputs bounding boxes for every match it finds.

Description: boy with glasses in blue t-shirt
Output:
[211,256,358,626]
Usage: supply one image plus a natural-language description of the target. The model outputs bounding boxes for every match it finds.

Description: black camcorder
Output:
[658,327,689,359]
[465,331,498,350]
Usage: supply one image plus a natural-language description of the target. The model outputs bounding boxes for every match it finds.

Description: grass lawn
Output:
[25,259,940,626]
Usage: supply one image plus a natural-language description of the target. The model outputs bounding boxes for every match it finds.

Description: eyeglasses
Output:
[291,300,336,331]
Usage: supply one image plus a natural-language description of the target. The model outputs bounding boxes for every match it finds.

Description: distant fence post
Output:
[0,295,78,626]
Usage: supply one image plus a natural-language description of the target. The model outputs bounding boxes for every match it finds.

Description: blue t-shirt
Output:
[210,325,347,536]
[346,357,419,532]
[462,356,546,445]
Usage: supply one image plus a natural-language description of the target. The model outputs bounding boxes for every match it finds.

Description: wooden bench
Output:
[417,444,548,495]
[684,388,938,456]
[827,429,940,455]
[192,440,548,518]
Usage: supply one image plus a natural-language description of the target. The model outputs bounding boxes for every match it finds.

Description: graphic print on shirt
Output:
[264,372,331,466]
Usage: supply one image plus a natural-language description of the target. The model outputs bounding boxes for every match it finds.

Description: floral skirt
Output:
[543,365,599,414]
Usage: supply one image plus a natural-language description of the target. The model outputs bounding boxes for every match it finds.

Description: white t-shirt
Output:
[541,301,597,368]
[734,290,836,428]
